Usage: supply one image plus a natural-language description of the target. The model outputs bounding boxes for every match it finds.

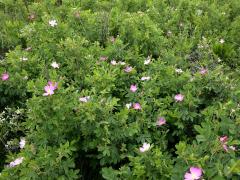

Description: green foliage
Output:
[0,0,240,179]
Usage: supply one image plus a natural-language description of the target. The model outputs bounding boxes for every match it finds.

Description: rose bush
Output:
[0,0,240,179]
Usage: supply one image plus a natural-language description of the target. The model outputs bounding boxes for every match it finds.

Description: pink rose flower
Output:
[124,66,133,73]
[133,103,141,110]
[174,94,184,102]
[130,84,137,92]
[43,85,55,96]
[43,81,58,96]
[156,117,166,126]
[219,136,228,143]
[1,72,9,81]
[184,167,203,180]
[200,68,208,75]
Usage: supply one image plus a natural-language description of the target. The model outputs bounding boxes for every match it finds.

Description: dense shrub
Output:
[0,0,240,179]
